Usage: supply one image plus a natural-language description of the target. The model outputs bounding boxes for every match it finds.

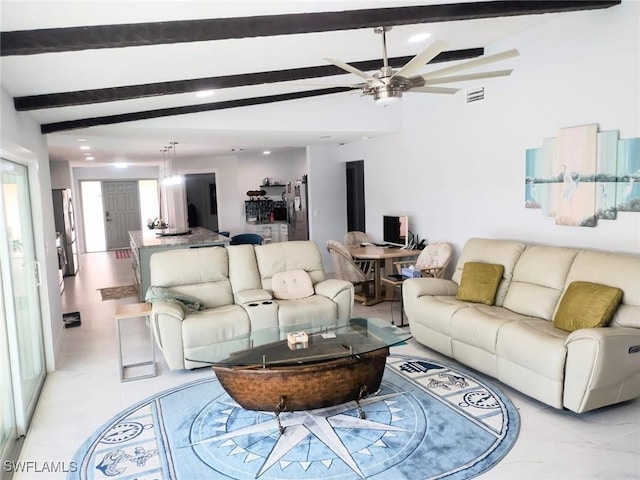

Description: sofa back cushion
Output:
[452,238,526,306]
[503,245,579,320]
[563,250,640,328]
[149,247,234,308]
[254,241,326,290]
[227,244,263,294]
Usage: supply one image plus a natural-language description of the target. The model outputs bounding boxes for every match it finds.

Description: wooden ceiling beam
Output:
[16,48,482,110]
[2,1,620,57]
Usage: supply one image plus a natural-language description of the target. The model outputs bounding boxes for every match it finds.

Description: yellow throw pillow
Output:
[456,262,505,305]
[553,281,623,332]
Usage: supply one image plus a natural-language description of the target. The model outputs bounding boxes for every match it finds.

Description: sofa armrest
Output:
[314,279,353,300]
[314,279,354,322]
[152,301,184,321]
[403,277,459,299]
[235,289,272,304]
[151,301,186,370]
[563,326,640,413]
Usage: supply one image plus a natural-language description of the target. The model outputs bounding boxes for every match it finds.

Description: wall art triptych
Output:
[525,124,640,227]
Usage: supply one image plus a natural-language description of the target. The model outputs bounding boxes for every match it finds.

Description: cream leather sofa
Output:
[149,241,354,370]
[403,238,640,413]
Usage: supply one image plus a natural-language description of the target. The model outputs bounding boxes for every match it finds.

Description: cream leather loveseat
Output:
[148,241,354,370]
[403,238,640,413]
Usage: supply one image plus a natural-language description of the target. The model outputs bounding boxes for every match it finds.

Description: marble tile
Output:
[13,251,640,480]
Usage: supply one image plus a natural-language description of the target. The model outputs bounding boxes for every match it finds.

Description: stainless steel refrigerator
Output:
[52,188,78,276]
[286,176,309,241]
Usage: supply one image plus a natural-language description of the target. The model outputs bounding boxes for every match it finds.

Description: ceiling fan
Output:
[323,27,520,105]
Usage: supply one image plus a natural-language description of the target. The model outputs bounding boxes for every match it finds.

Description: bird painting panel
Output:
[595,130,620,220]
[553,124,598,227]
[616,137,640,212]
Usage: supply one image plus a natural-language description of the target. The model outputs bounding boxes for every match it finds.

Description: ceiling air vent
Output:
[466,87,485,103]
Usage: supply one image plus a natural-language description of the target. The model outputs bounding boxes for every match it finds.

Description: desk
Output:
[349,246,420,305]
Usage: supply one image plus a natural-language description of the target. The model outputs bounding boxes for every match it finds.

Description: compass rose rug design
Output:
[69,355,519,480]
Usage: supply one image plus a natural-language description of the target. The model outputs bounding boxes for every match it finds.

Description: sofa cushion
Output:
[502,245,579,321]
[451,238,525,306]
[271,269,314,300]
[456,262,504,305]
[255,241,326,289]
[553,281,623,332]
[275,295,338,328]
[564,250,640,329]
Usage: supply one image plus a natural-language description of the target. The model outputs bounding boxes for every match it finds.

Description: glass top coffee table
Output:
[187,318,411,431]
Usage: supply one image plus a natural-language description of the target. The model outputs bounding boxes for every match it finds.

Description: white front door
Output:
[103,181,141,249]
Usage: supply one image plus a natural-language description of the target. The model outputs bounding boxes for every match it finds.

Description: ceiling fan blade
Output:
[391,40,448,80]
[408,86,460,94]
[322,57,384,85]
[423,69,513,85]
[422,49,519,80]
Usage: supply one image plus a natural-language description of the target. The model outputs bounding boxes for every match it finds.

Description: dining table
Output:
[348,245,421,306]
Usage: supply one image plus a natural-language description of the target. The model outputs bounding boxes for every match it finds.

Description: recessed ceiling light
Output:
[408,32,431,43]
[263,150,271,155]
[196,90,215,98]
[75,138,88,142]
[85,156,95,161]
[80,145,91,150]
[114,162,127,169]
[362,136,371,140]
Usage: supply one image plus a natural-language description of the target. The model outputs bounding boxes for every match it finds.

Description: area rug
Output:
[98,284,138,301]
[114,249,131,259]
[69,354,519,480]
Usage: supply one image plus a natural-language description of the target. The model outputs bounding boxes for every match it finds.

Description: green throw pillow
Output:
[456,262,505,305]
[553,281,623,332]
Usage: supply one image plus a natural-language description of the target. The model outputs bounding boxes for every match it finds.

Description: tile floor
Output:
[13,251,640,479]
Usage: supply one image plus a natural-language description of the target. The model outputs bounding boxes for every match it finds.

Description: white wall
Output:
[180,149,307,236]
[307,144,348,270]
[1,86,62,370]
[338,2,639,269]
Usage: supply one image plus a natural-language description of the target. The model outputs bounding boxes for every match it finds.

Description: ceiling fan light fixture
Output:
[374,86,402,105]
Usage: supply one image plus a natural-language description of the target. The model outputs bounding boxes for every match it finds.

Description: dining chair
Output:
[326,240,375,304]
[229,233,264,245]
[343,231,373,247]
[381,242,452,325]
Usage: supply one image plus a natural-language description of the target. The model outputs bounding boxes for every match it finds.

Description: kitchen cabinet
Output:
[247,222,288,243]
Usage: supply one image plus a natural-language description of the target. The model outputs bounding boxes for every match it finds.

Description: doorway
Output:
[184,173,218,231]
[346,160,366,232]
[102,181,142,250]
[82,180,159,253]
[0,157,46,469]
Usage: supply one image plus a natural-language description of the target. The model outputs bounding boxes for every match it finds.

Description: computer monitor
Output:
[383,215,409,248]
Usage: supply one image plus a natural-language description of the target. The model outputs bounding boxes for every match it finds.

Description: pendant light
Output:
[161,141,183,185]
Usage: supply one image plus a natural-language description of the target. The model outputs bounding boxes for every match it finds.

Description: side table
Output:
[115,302,156,382]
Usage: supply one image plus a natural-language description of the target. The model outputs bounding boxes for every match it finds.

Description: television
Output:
[383,215,409,248]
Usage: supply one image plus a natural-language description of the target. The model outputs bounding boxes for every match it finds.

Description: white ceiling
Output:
[1,1,599,167]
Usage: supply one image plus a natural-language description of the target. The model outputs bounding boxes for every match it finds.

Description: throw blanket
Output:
[145,286,204,313]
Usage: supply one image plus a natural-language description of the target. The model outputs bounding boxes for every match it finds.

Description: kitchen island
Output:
[129,227,229,300]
